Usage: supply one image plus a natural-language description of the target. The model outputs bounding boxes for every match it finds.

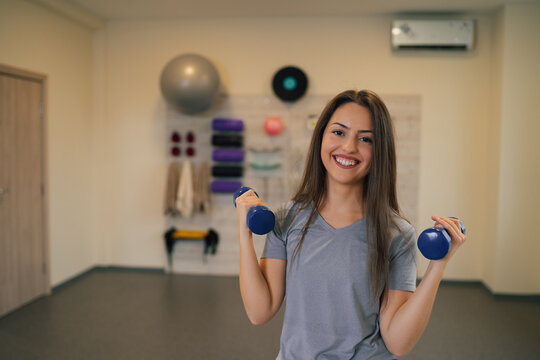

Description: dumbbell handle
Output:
[233,187,276,235]
[418,217,465,260]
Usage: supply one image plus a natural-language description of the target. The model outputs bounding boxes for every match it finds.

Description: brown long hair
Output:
[290,89,403,301]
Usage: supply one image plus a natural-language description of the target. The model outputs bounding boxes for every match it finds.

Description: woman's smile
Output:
[333,155,360,168]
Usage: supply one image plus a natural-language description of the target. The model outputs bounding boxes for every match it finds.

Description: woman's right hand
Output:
[430,216,467,264]
[235,190,286,325]
[235,189,263,232]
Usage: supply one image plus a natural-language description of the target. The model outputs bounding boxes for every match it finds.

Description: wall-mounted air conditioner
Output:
[391,20,475,50]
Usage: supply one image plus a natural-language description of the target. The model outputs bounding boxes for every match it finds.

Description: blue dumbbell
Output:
[233,186,276,235]
[418,217,466,260]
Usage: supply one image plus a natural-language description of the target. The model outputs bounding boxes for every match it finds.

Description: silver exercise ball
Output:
[160,54,221,114]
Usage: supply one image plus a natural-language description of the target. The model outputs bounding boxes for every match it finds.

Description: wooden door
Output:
[0,65,49,317]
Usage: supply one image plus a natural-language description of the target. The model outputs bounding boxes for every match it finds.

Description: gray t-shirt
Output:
[262,203,417,360]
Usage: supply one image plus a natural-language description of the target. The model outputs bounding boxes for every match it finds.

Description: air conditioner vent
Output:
[392,20,475,51]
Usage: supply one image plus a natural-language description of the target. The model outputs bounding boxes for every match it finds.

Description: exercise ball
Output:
[160,54,220,114]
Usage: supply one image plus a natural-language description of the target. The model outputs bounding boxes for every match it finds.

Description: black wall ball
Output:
[272,66,308,102]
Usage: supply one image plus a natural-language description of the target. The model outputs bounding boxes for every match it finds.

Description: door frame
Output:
[0,63,50,296]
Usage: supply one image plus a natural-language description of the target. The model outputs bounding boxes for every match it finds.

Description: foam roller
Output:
[212,134,243,147]
[212,149,244,162]
[212,118,244,132]
[211,180,242,193]
[212,165,244,178]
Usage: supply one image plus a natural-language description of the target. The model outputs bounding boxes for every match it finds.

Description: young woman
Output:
[235,90,466,359]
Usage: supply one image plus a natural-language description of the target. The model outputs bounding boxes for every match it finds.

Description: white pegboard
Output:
[164,93,420,275]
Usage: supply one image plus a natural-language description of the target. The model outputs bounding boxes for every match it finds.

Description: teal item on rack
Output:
[248,147,283,171]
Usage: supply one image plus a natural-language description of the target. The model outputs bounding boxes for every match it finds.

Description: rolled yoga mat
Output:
[212,134,243,147]
[212,165,244,178]
[211,180,242,193]
[212,118,244,132]
[212,149,244,162]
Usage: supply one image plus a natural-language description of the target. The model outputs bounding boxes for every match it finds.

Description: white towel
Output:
[177,160,194,217]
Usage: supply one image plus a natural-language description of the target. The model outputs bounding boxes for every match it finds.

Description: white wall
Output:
[0,0,94,286]
[95,14,494,281]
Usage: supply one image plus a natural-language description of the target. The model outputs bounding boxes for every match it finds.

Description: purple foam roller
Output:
[211,180,243,193]
[212,149,244,162]
[212,118,244,132]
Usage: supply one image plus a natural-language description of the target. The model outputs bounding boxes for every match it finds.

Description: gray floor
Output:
[1,269,539,360]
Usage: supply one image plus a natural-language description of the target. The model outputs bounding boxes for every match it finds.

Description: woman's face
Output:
[320,102,373,188]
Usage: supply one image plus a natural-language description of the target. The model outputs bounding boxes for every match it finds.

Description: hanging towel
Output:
[194,161,211,214]
[177,160,194,217]
[164,162,181,216]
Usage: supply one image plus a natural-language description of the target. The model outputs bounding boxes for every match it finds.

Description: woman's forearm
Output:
[238,227,274,325]
[384,261,446,356]
[383,216,467,356]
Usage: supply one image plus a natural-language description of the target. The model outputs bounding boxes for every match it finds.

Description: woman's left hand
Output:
[431,216,467,263]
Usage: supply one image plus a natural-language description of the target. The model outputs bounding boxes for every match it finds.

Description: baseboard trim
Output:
[94,265,166,273]
[417,277,540,299]
[51,267,540,299]
[52,267,97,293]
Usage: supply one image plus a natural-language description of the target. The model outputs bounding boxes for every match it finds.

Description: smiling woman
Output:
[288,90,403,295]
[235,89,467,359]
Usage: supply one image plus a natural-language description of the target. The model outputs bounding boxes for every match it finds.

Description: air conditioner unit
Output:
[391,20,475,50]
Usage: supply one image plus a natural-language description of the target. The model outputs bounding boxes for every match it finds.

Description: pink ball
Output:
[264,117,284,136]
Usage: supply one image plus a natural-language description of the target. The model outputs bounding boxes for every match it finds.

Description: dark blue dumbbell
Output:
[233,186,276,235]
[418,217,466,260]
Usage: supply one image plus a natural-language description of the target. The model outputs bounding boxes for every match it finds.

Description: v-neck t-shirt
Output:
[262,202,417,360]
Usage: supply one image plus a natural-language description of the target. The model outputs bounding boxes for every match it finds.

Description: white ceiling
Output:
[64,0,529,20]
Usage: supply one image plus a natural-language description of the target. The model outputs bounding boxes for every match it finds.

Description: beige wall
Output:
[483,7,505,291]
[2,0,538,293]
[0,0,94,286]
[492,3,540,294]
[96,14,494,280]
